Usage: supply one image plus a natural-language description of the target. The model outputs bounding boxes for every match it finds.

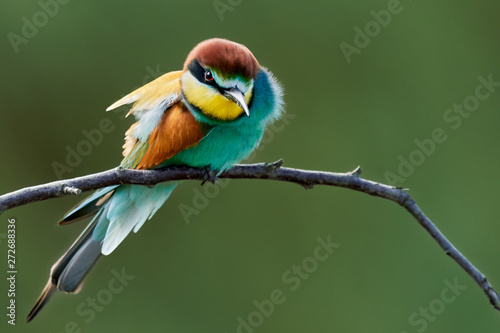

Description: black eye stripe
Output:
[188,59,219,87]
[186,60,255,115]
[187,59,205,83]
[187,59,229,95]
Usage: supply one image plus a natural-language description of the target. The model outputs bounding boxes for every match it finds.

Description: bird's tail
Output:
[26,217,102,322]
[27,182,178,322]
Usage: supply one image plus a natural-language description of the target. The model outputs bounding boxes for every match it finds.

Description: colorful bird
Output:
[27,38,284,322]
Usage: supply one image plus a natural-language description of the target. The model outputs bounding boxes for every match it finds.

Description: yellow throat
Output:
[181,71,252,121]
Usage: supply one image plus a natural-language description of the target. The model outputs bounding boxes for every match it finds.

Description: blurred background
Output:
[1,0,500,332]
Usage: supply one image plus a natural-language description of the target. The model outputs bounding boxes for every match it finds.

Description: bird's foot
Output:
[202,167,219,185]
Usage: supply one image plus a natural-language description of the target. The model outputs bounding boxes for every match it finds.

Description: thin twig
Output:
[0,159,498,311]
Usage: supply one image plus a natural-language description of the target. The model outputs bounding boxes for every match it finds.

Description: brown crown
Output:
[183,38,260,79]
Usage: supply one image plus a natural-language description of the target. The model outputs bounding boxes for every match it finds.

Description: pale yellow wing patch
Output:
[120,140,149,169]
[106,70,183,116]
[111,70,186,169]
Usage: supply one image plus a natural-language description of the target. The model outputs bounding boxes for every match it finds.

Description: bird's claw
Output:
[202,167,218,185]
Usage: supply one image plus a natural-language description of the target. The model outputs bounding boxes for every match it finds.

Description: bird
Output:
[26,38,284,322]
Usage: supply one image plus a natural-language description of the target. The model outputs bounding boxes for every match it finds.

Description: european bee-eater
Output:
[27,38,284,322]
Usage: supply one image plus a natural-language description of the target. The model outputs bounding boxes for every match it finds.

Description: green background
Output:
[1,0,500,332]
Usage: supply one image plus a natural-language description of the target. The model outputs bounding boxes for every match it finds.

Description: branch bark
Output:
[1,159,499,311]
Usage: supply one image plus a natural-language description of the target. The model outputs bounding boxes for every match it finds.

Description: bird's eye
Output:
[204,70,214,82]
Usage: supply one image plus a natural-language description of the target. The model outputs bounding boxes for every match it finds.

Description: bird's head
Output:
[181,38,260,122]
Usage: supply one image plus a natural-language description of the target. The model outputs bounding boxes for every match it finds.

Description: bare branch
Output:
[0,159,498,311]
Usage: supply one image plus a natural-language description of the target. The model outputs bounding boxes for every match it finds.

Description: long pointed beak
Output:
[224,88,250,117]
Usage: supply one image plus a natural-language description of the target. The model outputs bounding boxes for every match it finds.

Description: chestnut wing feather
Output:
[135,103,207,169]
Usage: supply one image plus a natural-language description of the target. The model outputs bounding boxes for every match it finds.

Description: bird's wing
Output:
[107,70,208,169]
[133,103,208,169]
[106,70,184,116]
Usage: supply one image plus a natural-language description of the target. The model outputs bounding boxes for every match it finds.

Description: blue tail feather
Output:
[27,182,178,322]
